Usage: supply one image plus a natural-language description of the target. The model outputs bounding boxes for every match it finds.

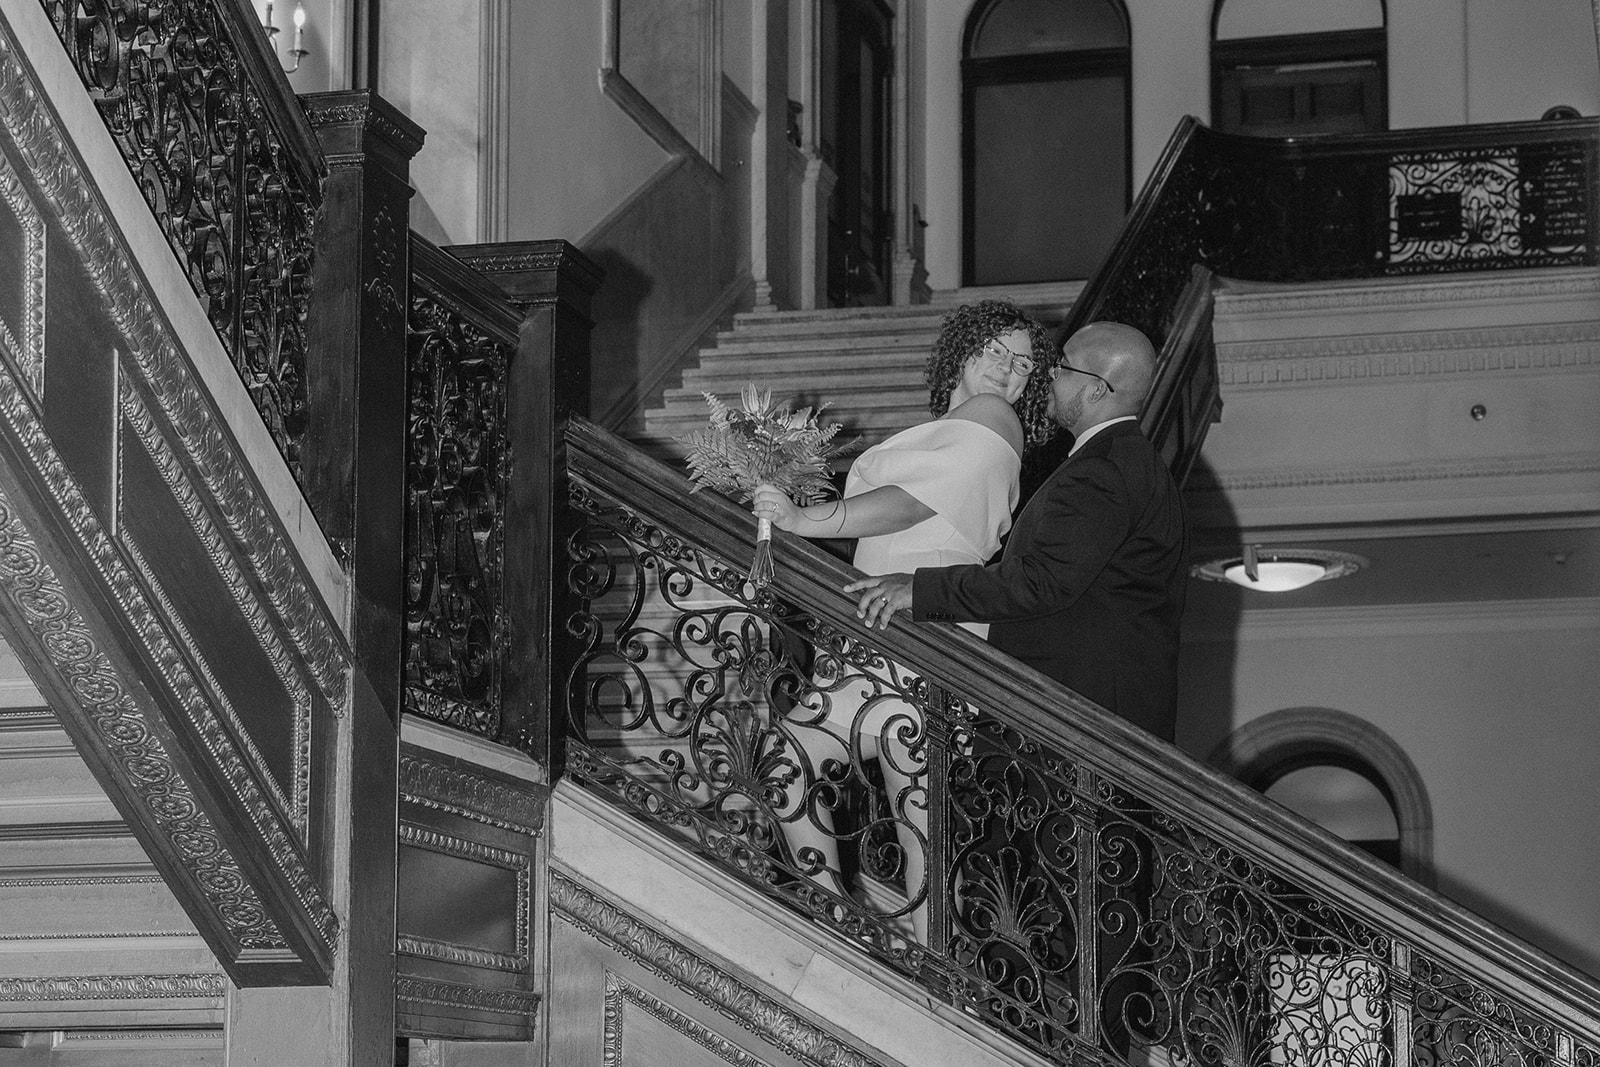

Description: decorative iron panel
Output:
[38,0,319,477]
[561,429,1600,1067]
[402,289,511,738]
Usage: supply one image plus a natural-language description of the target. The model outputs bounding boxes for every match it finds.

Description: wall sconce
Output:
[1192,545,1367,593]
[262,0,308,73]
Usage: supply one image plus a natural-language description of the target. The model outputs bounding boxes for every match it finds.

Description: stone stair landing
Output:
[634,283,1084,460]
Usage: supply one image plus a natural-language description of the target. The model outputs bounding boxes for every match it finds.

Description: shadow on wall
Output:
[1174,453,1242,760]
[583,249,654,429]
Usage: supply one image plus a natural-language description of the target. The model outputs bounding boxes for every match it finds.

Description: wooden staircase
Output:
[632,282,1084,459]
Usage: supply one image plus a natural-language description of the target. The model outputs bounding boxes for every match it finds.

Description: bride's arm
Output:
[752,482,933,539]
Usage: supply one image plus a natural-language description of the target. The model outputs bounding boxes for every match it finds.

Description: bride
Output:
[752,298,1058,943]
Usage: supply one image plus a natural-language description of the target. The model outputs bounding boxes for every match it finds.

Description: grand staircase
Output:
[632,282,1084,460]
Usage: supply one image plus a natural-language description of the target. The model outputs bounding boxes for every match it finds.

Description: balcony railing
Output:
[561,415,1600,1066]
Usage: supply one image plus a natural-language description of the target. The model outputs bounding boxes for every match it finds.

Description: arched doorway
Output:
[1210,706,1433,885]
[961,0,1131,285]
[1212,0,1387,136]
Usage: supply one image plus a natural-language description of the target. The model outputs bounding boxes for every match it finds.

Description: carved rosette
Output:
[403,291,510,737]
[38,0,319,477]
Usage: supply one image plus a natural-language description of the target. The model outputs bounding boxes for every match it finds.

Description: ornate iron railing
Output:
[1065,115,1598,351]
[1028,115,1600,484]
[562,415,1600,1066]
[402,237,521,738]
[38,0,325,476]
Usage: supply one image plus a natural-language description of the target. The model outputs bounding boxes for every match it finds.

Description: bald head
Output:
[1063,321,1157,417]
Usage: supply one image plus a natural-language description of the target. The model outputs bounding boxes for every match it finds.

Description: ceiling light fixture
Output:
[1191,545,1367,593]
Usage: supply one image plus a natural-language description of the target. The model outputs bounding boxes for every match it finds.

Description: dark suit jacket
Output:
[912,421,1189,740]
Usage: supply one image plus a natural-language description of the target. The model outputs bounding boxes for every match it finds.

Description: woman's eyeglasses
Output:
[978,341,1036,376]
[1049,362,1116,393]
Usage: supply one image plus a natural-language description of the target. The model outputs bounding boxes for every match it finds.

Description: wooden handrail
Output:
[564,413,1600,1048]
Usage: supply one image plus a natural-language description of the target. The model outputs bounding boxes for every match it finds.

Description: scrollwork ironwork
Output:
[38,0,318,476]
[561,444,1600,1067]
[403,291,511,737]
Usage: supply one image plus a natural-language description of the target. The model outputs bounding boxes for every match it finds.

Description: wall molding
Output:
[1215,268,1600,318]
[551,871,884,1067]
[1216,320,1600,386]
[399,748,548,836]
[0,972,225,1002]
[604,970,774,1067]
[1183,596,1600,643]
[1187,452,1600,494]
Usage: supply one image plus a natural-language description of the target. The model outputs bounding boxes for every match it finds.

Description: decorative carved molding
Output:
[119,374,313,836]
[551,872,883,1067]
[604,971,775,1067]
[365,203,406,329]
[1216,321,1600,385]
[303,100,427,161]
[0,972,226,1001]
[0,153,45,398]
[0,480,287,950]
[394,974,541,1018]
[1216,267,1600,318]
[0,25,348,709]
[1188,452,1600,493]
[398,749,547,835]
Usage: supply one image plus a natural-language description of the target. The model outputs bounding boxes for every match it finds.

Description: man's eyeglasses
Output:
[977,341,1036,376]
[1049,362,1116,393]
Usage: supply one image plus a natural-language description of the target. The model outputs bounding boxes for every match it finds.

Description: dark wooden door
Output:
[821,0,893,306]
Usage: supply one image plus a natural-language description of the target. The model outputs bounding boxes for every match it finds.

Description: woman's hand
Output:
[752,483,803,532]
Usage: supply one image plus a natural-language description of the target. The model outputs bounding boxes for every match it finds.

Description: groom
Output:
[844,320,1189,741]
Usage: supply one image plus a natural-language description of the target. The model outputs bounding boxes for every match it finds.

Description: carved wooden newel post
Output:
[297,89,425,1060]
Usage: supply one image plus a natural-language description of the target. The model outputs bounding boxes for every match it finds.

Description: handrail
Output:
[37,0,326,477]
[561,414,1600,1063]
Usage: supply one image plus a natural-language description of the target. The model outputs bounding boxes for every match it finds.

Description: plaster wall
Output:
[502,5,667,245]
[378,0,482,244]
[1464,0,1600,122]
[1177,606,1600,978]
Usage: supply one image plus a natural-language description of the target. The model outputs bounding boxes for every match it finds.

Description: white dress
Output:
[847,417,1020,638]
[814,416,1019,742]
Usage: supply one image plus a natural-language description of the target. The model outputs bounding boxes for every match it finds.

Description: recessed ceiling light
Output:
[1191,546,1367,592]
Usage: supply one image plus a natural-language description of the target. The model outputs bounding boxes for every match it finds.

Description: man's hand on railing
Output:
[843,573,913,629]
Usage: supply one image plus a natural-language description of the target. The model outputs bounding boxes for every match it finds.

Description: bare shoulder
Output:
[945,394,1024,455]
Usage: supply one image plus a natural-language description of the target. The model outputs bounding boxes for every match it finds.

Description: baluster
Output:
[924,681,952,963]
[1390,940,1413,1067]
[1075,763,1101,1051]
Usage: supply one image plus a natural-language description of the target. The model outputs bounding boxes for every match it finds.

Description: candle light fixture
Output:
[261,0,309,73]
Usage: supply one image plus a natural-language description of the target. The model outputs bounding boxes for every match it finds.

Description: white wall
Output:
[503,5,669,244]
[1178,603,1600,977]
[1465,0,1600,122]
[379,0,483,244]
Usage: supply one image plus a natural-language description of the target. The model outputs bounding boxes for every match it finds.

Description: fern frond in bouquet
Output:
[678,383,857,587]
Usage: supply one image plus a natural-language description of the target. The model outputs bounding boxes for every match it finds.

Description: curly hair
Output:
[925,299,1060,450]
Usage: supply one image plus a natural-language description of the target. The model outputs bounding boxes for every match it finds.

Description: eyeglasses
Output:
[977,341,1036,376]
[1049,362,1116,393]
